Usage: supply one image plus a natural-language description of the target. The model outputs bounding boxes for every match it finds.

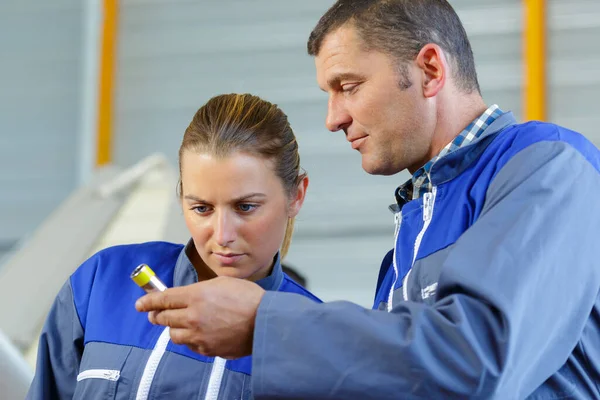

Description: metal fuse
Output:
[131,264,168,293]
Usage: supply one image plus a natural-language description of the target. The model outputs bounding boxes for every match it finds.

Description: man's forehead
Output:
[315,27,365,88]
[317,25,361,60]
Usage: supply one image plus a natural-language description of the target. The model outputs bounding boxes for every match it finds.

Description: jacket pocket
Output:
[73,342,133,400]
[74,369,120,400]
[77,369,120,382]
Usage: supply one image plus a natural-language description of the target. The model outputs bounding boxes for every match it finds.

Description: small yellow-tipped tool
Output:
[131,264,168,293]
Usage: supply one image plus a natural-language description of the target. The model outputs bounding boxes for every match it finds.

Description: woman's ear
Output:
[289,175,309,218]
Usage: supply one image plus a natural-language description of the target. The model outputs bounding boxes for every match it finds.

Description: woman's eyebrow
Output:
[183,194,205,202]
[232,193,267,202]
[183,193,267,203]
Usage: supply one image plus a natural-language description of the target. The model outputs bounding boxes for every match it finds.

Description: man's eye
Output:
[342,84,358,93]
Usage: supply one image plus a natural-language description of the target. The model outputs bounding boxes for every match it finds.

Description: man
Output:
[136,0,600,398]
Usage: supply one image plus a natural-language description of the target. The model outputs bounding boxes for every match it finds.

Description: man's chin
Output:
[362,157,404,176]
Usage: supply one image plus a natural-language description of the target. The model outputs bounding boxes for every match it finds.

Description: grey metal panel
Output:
[548,0,600,146]
[0,1,83,246]
[284,235,390,307]
[455,1,523,120]
[114,0,333,168]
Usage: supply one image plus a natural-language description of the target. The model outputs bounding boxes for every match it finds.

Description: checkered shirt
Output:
[397,104,504,202]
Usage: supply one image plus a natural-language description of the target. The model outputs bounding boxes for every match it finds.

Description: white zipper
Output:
[402,268,413,303]
[387,211,402,312]
[204,356,227,400]
[135,327,171,400]
[77,369,120,382]
[404,187,438,301]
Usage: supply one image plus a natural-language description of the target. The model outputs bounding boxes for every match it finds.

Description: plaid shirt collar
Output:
[396,104,503,203]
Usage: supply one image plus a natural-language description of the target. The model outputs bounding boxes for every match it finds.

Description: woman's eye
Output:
[192,205,210,214]
[237,203,257,213]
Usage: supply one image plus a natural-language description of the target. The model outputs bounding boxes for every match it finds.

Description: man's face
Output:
[315,25,436,175]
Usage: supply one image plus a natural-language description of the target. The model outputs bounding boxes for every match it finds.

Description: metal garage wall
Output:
[0,1,84,262]
[549,0,600,145]
[456,0,523,121]
[114,0,523,305]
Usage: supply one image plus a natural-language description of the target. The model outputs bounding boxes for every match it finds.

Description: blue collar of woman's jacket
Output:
[428,111,517,187]
[172,239,284,291]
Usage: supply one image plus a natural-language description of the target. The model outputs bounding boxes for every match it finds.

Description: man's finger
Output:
[135,286,190,312]
[170,327,196,348]
[150,308,194,329]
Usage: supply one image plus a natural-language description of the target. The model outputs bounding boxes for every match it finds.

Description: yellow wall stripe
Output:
[96,0,118,166]
[523,0,547,121]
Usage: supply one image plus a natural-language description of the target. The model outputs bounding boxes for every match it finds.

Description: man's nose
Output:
[325,96,351,132]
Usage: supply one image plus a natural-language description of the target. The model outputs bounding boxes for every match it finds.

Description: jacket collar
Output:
[390,111,517,212]
[430,111,517,186]
[173,239,284,291]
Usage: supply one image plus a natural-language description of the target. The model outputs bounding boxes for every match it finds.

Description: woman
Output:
[27,93,319,400]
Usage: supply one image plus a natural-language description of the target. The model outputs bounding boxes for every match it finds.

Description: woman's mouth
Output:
[212,252,245,265]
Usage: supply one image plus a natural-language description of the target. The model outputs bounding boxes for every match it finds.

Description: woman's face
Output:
[180,150,307,281]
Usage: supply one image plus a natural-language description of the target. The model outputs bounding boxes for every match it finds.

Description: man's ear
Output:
[415,43,448,98]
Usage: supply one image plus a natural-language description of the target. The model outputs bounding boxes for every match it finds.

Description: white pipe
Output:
[0,329,33,399]
[97,153,169,198]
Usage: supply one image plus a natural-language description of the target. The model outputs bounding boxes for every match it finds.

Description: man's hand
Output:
[135,276,265,359]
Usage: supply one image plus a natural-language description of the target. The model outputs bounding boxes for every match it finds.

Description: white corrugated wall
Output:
[113,0,529,305]
[0,1,85,262]
[1,1,598,303]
